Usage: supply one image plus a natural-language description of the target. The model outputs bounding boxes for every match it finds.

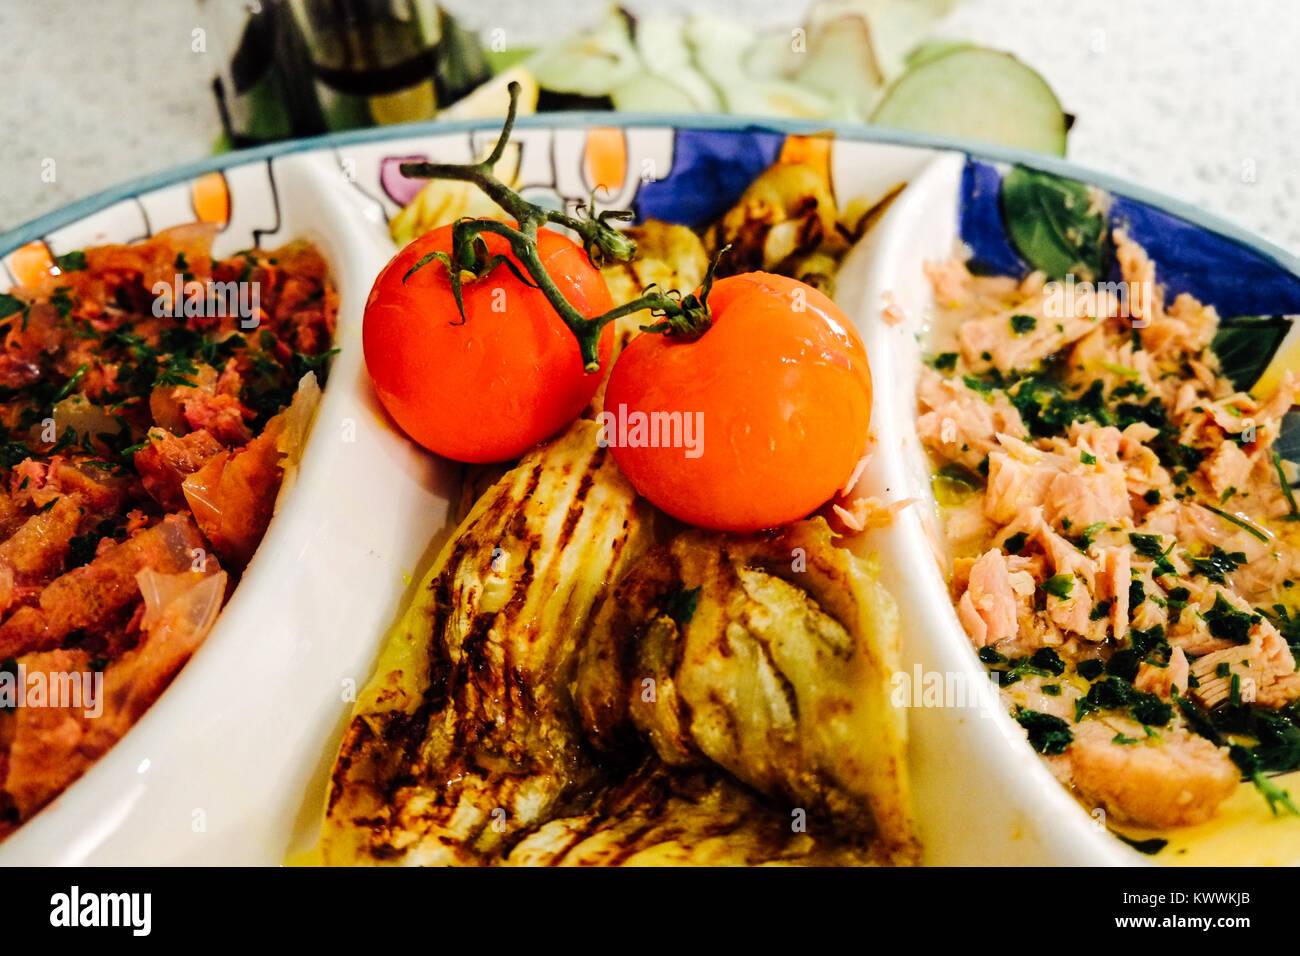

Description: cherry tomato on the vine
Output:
[363,223,613,463]
[602,272,872,532]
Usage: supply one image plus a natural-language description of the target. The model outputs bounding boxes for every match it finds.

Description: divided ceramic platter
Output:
[2,115,1299,866]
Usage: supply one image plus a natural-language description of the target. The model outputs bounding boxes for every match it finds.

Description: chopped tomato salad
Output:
[0,224,336,836]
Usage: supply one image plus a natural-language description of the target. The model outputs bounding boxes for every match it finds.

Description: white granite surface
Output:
[2,0,1297,255]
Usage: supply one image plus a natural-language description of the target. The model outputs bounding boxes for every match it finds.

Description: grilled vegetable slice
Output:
[322,420,654,865]
[574,517,918,862]
[505,760,887,866]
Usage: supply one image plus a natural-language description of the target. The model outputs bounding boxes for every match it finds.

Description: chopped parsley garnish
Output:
[1077,658,1106,681]
[0,293,25,319]
[1262,604,1300,658]
[1080,450,1097,465]
[1231,745,1300,817]
[51,363,90,403]
[1003,531,1028,555]
[963,372,1000,394]
[1105,649,1141,682]
[1273,451,1300,521]
[662,587,701,629]
[153,353,199,389]
[1015,707,1073,755]
[66,533,99,569]
[55,251,87,272]
[1071,521,1106,551]
[1128,533,1176,577]
[1129,624,1169,662]
[1010,313,1037,335]
[1042,573,1074,599]
[931,352,958,372]
[1202,592,1258,645]
[1202,503,1268,542]
[1164,586,1189,624]
[1085,676,1172,726]
[1008,376,1110,438]
[1128,578,1146,610]
[1185,546,1247,584]
[937,462,983,489]
[49,288,75,320]
[1115,834,1168,855]
[1029,647,1066,676]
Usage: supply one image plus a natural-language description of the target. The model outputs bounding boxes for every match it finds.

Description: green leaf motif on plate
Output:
[1000,166,1110,282]
[1211,314,1291,395]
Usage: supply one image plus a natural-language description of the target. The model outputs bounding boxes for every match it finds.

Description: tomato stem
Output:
[398,81,718,372]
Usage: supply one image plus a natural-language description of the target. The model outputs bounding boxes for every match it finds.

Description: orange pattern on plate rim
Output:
[191,171,231,225]
[583,128,627,199]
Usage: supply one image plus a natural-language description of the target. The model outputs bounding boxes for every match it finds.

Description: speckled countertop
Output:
[2,0,1297,254]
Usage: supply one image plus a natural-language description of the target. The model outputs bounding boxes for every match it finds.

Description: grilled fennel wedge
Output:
[575,519,918,863]
[323,420,654,865]
[504,760,884,866]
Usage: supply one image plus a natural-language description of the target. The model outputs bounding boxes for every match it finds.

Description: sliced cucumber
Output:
[685,14,846,119]
[626,17,720,112]
[526,9,641,96]
[903,38,974,70]
[792,13,887,118]
[611,73,705,113]
[871,47,1067,155]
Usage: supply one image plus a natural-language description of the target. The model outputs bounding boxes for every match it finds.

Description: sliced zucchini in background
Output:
[827,0,959,80]
[904,38,974,69]
[871,47,1067,155]
[612,73,705,113]
[617,17,720,112]
[526,8,641,96]
[685,14,847,119]
[791,13,887,118]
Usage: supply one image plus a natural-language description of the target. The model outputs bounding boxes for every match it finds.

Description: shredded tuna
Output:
[922,231,1300,829]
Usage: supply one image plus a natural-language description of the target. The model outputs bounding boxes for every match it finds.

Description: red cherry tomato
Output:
[602,272,872,531]
[363,224,613,463]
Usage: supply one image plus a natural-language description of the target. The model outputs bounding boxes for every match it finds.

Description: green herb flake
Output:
[54,250,87,272]
[1042,573,1074,599]
[1015,707,1073,755]
[1029,647,1066,676]
[1185,546,1248,584]
[1010,313,1037,335]
[662,587,701,630]
[1203,592,1258,645]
